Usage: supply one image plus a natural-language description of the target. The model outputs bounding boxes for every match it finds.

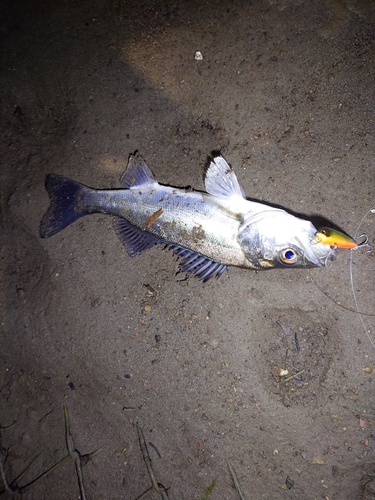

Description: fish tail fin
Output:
[40,174,89,238]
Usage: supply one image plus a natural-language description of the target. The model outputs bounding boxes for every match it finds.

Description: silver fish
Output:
[40,152,336,281]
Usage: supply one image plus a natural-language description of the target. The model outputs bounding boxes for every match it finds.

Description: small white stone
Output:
[194,51,203,61]
[275,367,289,377]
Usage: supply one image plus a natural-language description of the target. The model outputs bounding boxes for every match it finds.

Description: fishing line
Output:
[312,279,375,317]
[349,204,375,350]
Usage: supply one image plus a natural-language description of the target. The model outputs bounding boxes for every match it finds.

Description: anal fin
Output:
[167,244,228,282]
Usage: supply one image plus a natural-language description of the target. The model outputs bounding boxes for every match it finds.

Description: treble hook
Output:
[355,233,373,253]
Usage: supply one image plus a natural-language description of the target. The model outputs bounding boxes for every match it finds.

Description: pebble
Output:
[286,476,294,489]
[275,367,289,377]
[359,417,366,429]
[332,465,340,477]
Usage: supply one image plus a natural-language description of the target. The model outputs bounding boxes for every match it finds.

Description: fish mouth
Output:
[308,238,337,267]
[276,240,336,268]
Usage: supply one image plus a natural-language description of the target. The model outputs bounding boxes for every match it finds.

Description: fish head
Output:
[238,209,336,269]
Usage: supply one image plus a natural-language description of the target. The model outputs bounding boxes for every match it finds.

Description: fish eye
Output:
[280,248,298,264]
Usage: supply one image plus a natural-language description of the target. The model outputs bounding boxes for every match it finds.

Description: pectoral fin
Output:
[205,156,245,199]
[114,217,163,256]
[204,156,248,218]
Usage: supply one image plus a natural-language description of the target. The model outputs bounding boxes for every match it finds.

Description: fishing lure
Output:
[314,227,358,249]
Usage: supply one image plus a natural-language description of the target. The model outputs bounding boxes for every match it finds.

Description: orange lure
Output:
[314,227,357,249]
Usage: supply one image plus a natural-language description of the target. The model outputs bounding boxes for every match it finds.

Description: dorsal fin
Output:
[120,152,159,188]
[205,156,245,199]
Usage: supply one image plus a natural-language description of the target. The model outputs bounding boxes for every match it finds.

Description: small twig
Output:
[157,483,169,499]
[17,455,71,494]
[148,442,161,458]
[64,404,87,500]
[228,462,247,500]
[136,423,169,499]
[38,408,54,423]
[0,410,98,498]
[283,369,305,383]
[0,421,17,431]
[10,448,98,495]
[136,423,158,490]
[135,485,154,500]
[10,453,41,489]
[80,448,101,467]
[0,447,14,499]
